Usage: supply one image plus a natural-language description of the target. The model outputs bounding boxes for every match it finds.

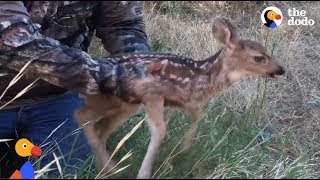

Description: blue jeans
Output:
[0,92,93,177]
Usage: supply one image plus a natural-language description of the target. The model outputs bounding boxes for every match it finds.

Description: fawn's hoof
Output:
[137,172,151,179]
[96,159,119,176]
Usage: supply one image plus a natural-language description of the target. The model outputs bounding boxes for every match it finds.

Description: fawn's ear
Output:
[211,16,239,49]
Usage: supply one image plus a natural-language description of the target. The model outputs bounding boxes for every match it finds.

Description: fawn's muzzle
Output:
[268,66,285,78]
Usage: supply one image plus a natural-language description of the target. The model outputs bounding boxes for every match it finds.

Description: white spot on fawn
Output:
[182,77,190,84]
[169,74,177,79]
[200,62,208,69]
[173,63,181,67]
[194,63,198,68]
[161,59,168,64]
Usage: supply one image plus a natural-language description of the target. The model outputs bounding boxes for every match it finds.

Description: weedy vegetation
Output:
[2,1,320,179]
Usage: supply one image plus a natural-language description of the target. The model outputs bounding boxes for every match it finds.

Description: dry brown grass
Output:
[140,1,320,176]
[81,2,318,179]
[27,1,320,178]
[1,1,319,179]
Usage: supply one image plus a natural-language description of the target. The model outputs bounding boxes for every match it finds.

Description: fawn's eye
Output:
[253,56,265,63]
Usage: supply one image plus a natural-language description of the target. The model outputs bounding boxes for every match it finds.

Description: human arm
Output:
[0,1,114,95]
[94,1,150,54]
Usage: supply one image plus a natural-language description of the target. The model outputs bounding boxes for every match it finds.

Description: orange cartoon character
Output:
[0,138,42,179]
[263,9,282,28]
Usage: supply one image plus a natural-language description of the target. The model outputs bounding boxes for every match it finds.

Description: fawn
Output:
[74,16,285,179]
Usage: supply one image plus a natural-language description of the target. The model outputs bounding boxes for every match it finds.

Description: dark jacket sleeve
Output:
[0,1,116,95]
[94,1,151,54]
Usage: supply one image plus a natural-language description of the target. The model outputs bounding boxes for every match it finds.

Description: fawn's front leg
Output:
[137,94,166,179]
[182,105,203,152]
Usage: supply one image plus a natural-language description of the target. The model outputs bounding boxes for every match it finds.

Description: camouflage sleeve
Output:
[94,1,151,54]
[0,1,115,95]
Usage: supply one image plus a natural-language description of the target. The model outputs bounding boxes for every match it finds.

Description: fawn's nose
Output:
[267,66,285,78]
[275,66,285,75]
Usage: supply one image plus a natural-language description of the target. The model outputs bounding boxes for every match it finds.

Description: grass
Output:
[2,1,320,179]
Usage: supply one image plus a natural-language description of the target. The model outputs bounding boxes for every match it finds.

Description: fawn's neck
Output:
[203,48,237,97]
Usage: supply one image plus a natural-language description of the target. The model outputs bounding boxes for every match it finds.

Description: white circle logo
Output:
[261,7,283,28]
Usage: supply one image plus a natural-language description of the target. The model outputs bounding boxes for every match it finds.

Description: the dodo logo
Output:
[0,138,42,179]
[261,7,283,28]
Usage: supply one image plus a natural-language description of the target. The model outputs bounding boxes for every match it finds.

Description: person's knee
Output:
[34,131,93,177]
[20,92,93,176]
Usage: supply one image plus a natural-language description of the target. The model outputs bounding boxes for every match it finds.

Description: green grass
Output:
[12,1,320,179]
[34,78,318,179]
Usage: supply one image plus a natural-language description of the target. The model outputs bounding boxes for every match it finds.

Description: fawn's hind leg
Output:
[182,106,203,152]
[74,107,118,174]
[92,103,139,175]
[137,94,166,179]
[75,94,140,175]
[75,104,139,175]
